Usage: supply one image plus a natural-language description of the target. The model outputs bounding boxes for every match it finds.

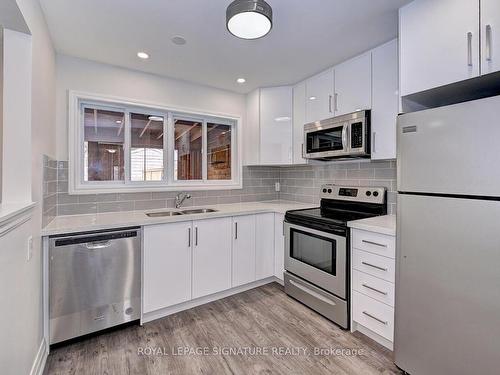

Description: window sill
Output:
[69,183,243,195]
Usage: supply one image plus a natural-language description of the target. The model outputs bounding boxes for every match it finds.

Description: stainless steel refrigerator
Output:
[395,95,500,375]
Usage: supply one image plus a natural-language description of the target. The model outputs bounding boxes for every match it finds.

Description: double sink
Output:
[145,208,218,217]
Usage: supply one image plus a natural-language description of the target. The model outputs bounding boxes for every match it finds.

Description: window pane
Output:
[84,107,125,181]
[207,122,232,180]
[130,113,164,181]
[174,119,202,180]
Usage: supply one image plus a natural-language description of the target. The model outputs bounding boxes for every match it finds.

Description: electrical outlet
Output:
[275,182,280,192]
[27,236,33,261]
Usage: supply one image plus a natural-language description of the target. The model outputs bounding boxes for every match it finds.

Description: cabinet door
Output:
[143,222,192,313]
[244,89,261,165]
[399,0,479,96]
[371,39,399,160]
[305,68,334,123]
[255,213,275,279]
[232,215,256,287]
[274,213,285,280]
[334,52,372,116]
[292,82,308,165]
[260,86,293,165]
[192,217,232,298]
[481,0,500,75]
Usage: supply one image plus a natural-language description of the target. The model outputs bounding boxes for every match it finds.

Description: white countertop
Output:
[347,215,396,236]
[41,200,315,236]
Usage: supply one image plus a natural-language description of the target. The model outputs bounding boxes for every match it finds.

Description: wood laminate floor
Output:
[45,283,401,375]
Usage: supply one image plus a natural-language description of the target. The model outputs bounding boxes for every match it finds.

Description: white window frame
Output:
[68,91,242,194]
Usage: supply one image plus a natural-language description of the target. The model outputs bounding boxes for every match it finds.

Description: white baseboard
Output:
[352,322,393,351]
[142,277,278,324]
[30,339,48,375]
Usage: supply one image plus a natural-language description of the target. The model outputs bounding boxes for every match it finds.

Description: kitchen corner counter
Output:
[347,215,396,236]
[41,200,315,236]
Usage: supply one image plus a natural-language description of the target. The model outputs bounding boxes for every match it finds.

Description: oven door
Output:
[304,122,348,158]
[284,222,347,299]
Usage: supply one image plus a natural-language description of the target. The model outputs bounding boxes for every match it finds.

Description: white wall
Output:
[55,55,246,160]
[0,0,56,374]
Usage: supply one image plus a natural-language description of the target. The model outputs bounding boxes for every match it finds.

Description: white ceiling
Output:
[39,0,411,94]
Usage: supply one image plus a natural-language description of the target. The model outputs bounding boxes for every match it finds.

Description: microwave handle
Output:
[342,124,349,151]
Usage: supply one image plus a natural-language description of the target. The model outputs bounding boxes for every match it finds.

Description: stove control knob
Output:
[322,188,327,193]
[327,189,332,194]
[366,191,372,196]
[373,191,379,197]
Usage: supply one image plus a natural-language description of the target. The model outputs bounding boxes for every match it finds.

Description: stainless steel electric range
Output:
[284,184,387,329]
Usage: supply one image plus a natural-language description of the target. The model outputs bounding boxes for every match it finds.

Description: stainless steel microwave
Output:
[303,110,370,160]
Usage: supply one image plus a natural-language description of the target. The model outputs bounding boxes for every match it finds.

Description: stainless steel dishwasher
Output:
[49,227,141,344]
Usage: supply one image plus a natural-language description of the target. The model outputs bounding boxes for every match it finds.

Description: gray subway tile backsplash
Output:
[46,159,396,218]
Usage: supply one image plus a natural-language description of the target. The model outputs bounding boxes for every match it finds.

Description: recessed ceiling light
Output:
[148,116,164,122]
[237,78,246,84]
[137,51,149,59]
[107,149,117,154]
[226,0,273,40]
[171,36,187,45]
[116,120,122,124]
[274,116,291,122]
[309,96,317,101]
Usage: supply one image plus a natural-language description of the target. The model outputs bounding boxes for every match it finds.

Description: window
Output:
[69,92,241,193]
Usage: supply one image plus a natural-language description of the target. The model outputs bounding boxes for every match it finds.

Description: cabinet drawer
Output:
[352,270,394,307]
[353,291,394,341]
[353,249,395,282]
[353,230,395,258]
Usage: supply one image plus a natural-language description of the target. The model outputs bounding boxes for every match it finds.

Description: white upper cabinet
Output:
[260,86,293,165]
[192,217,232,299]
[399,0,480,96]
[245,86,293,166]
[371,39,399,160]
[292,82,308,165]
[334,52,372,116]
[143,222,192,313]
[305,68,335,123]
[481,0,500,75]
[232,215,256,287]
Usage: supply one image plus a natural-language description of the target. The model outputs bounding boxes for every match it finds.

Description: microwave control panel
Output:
[351,122,363,149]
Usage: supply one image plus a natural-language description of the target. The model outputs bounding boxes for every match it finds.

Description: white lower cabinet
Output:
[192,217,232,299]
[232,215,256,287]
[274,213,285,280]
[256,213,275,279]
[143,222,192,313]
[351,228,396,349]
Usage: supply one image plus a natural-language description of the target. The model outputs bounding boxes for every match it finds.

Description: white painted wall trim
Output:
[142,277,279,324]
[0,202,35,237]
[29,339,48,375]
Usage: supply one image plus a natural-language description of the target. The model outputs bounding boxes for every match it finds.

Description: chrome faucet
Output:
[175,192,192,208]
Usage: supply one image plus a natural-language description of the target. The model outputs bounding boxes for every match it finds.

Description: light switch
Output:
[27,236,33,261]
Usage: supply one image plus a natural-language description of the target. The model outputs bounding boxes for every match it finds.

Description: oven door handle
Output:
[289,279,337,307]
[342,123,349,151]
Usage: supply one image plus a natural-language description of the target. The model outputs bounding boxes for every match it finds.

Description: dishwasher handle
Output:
[85,241,112,250]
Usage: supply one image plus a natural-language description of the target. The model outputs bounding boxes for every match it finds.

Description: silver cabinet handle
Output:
[235,222,238,240]
[362,283,388,295]
[372,132,376,154]
[188,227,191,247]
[362,239,387,248]
[486,25,492,62]
[85,241,112,250]
[195,227,198,246]
[361,261,387,271]
[289,279,337,307]
[328,94,333,113]
[362,311,388,325]
[467,31,473,67]
[334,93,339,112]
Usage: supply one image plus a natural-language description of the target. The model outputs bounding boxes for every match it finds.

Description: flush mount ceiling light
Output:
[148,116,163,122]
[226,0,273,40]
[171,36,187,45]
[137,51,149,59]
[236,78,246,83]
